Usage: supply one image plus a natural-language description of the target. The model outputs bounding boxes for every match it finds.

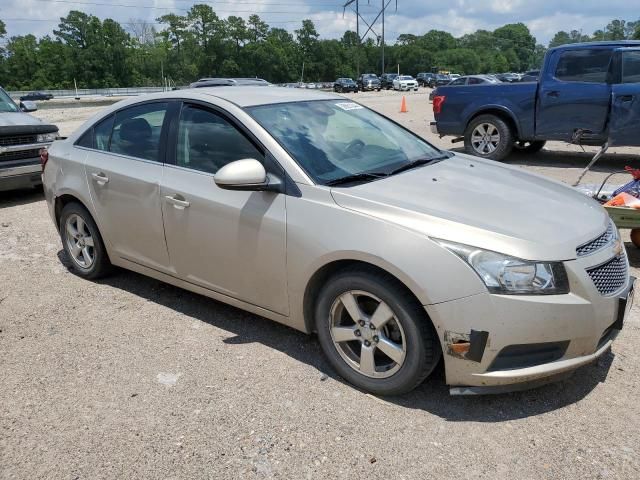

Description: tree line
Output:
[0,7,639,90]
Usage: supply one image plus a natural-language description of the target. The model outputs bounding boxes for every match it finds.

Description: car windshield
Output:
[248,100,442,185]
[0,89,19,113]
[400,76,413,80]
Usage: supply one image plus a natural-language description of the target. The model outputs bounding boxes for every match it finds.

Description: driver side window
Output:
[176,105,263,175]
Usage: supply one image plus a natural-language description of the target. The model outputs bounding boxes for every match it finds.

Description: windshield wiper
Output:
[325,172,388,187]
[387,152,452,176]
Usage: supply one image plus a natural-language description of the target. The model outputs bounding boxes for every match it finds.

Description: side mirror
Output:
[20,101,37,112]
[215,158,271,191]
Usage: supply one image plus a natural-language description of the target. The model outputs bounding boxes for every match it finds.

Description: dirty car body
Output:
[42,87,633,395]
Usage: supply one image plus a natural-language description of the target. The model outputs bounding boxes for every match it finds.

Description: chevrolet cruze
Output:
[42,87,633,395]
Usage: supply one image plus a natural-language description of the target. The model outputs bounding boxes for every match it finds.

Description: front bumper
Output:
[426,245,634,394]
[0,160,43,192]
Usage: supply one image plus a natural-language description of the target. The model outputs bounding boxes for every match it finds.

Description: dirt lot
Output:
[2,89,640,479]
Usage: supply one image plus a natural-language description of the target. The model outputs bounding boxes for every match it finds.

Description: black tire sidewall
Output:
[315,271,440,395]
[59,202,111,279]
[464,114,514,161]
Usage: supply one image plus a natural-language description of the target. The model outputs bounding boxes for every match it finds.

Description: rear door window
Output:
[622,50,640,84]
[94,115,115,151]
[109,102,168,161]
[555,49,613,83]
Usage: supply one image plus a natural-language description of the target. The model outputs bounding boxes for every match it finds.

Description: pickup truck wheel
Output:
[315,268,441,395]
[464,114,513,161]
[513,140,546,154]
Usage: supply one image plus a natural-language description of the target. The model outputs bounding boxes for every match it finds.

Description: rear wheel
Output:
[59,202,112,279]
[315,268,441,395]
[464,114,514,161]
[513,140,546,153]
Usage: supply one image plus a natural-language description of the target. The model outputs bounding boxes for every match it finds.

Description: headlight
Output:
[37,132,57,143]
[436,240,569,295]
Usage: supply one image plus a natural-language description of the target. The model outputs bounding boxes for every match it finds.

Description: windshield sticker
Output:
[335,102,363,111]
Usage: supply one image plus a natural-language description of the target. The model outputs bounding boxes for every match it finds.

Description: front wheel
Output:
[315,268,441,395]
[513,140,546,154]
[464,114,514,161]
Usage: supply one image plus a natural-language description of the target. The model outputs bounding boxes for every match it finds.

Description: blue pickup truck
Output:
[431,41,640,161]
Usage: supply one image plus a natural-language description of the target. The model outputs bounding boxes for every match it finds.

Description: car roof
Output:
[139,86,344,107]
[548,40,640,52]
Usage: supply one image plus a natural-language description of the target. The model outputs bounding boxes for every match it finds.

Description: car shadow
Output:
[60,254,615,423]
[0,187,44,208]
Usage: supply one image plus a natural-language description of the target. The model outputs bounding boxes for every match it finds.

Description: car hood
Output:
[0,112,47,126]
[330,153,608,261]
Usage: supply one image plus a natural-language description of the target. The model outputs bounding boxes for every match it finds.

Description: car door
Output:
[536,48,613,141]
[84,101,174,271]
[609,48,640,147]
[160,102,288,315]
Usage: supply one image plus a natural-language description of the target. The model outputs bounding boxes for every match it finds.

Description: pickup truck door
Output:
[609,48,640,147]
[536,48,614,141]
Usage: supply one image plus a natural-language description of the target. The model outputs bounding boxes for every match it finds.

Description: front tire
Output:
[464,114,514,161]
[315,268,441,395]
[59,202,112,279]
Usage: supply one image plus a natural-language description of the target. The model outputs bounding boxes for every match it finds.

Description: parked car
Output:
[431,41,640,161]
[495,73,521,83]
[0,87,58,192]
[43,86,632,395]
[380,73,398,90]
[449,74,461,81]
[334,78,359,93]
[392,75,419,91]
[416,73,435,87]
[190,78,270,88]
[520,70,540,82]
[428,74,451,88]
[357,73,381,91]
[19,91,54,101]
[447,75,502,86]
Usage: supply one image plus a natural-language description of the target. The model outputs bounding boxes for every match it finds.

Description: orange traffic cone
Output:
[400,95,408,113]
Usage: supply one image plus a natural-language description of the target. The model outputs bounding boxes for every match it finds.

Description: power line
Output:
[1,18,305,25]
[29,0,343,10]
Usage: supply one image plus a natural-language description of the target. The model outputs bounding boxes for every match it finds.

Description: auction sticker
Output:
[335,102,363,111]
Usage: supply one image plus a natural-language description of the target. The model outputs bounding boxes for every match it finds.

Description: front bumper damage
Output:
[426,244,634,394]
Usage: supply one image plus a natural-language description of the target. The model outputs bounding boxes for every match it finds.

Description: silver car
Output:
[42,87,633,395]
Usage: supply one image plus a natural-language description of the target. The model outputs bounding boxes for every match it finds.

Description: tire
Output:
[59,202,112,279]
[464,114,514,161]
[513,140,546,154]
[315,267,441,395]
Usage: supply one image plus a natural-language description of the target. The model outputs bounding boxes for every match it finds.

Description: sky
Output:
[0,0,638,46]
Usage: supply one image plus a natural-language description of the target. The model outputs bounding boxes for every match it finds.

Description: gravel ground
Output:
[1,89,640,480]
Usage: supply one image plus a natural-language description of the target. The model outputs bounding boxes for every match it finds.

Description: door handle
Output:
[546,91,560,98]
[619,95,634,102]
[91,172,109,184]
[165,195,190,209]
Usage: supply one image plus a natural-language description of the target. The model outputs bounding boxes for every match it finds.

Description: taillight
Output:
[433,95,446,115]
[39,148,49,172]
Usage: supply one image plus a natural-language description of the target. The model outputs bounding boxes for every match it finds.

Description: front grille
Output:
[586,255,628,296]
[0,134,38,146]
[577,222,614,257]
[0,149,41,163]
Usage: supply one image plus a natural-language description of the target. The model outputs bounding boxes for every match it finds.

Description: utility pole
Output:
[381,0,385,75]
[343,0,398,77]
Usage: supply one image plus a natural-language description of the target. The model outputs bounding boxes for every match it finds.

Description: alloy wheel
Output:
[329,290,407,379]
[471,123,501,155]
[65,213,95,269]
